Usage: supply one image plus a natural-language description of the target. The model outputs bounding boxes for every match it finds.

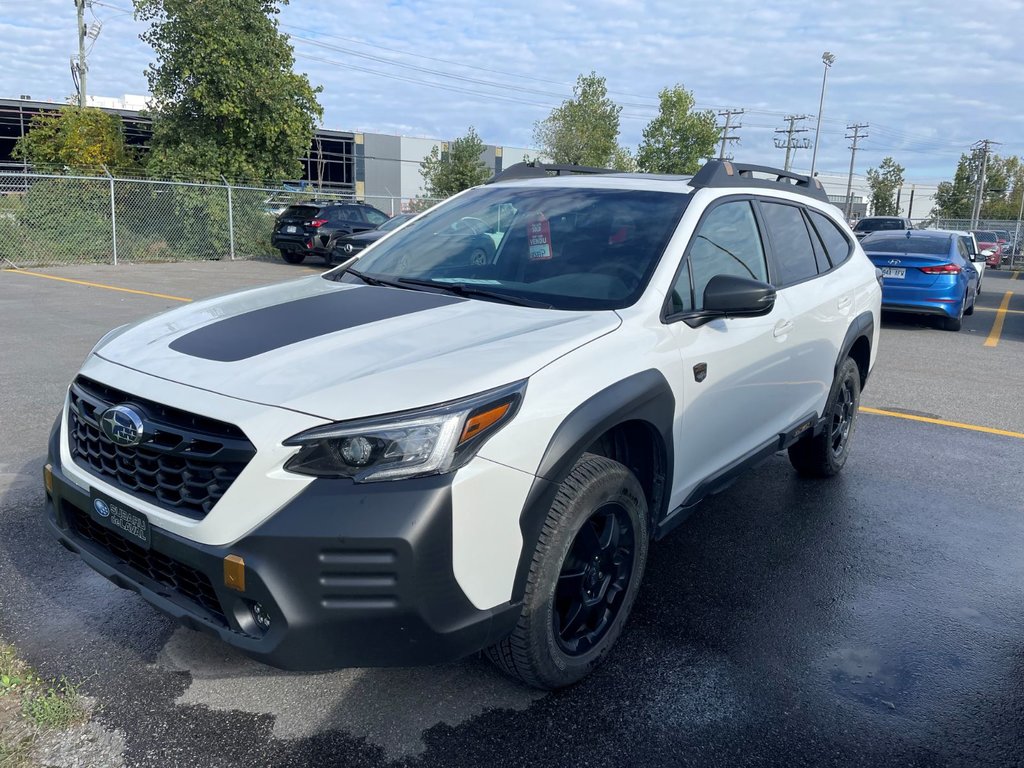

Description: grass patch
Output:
[0,642,89,766]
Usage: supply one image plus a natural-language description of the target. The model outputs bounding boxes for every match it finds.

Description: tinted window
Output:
[282,205,317,219]
[808,210,852,266]
[863,235,951,255]
[344,186,690,311]
[340,206,367,223]
[364,208,389,226]
[760,202,818,285]
[854,218,907,233]
[956,238,970,260]
[677,201,767,312]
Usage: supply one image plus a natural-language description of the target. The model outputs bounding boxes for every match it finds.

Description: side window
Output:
[672,200,768,313]
[808,210,852,267]
[761,202,818,285]
[364,208,389,226]
[341,206,366,223]
[956,238,970,261]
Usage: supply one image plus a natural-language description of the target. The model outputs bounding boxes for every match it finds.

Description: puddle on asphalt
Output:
[826,645,917,711]
[153,627,545,759]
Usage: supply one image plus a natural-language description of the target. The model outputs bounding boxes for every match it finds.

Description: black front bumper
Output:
[45,426,520,670]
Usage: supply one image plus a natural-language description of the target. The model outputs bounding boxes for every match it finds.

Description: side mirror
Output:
[702,274,776,316]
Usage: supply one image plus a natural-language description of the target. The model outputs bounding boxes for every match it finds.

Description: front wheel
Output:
[788,357,861,478]
[486,454,649,689]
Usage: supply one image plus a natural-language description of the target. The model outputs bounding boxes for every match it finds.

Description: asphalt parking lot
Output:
[1,261,1023,767]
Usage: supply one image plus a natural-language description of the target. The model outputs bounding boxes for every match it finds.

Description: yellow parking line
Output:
[1011,271,1020,280]
[860,406,1024,440]
[984,291,1013,347]
[3,269,192,302]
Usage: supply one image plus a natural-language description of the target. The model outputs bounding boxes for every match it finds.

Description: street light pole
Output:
[809,51,835,179]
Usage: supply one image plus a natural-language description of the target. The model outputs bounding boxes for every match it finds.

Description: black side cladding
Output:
[169,286,463,362]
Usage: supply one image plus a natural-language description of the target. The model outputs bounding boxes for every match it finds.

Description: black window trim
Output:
[805,206,854,271]
[756,198,852,289]
[661,194,773,325]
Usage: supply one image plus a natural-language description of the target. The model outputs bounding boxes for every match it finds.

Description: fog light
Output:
[43,464,53,494]
[250,601,271,631]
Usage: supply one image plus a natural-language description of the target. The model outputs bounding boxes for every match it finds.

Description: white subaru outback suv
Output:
[44,160,881,689]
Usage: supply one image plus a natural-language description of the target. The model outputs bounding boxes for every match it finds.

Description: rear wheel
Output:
[486,454,649,689]
[942,294,965,331]
[788,357,861,478]
[280,249,305,264]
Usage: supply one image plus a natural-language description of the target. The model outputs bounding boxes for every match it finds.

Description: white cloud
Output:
[1,0,1022,179]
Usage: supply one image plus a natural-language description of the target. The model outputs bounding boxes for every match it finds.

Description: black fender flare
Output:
[510,369,675,602]
[836,310,873,384]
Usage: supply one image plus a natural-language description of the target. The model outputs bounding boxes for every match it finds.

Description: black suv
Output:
[272,202,390,264]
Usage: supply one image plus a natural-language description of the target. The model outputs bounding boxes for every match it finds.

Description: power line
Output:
[716,109,743,160]
[844,123,868,218]
[773,114,810,171]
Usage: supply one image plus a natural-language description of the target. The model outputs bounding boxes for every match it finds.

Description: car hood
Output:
[339,229,387,245]
[95,276,620,421]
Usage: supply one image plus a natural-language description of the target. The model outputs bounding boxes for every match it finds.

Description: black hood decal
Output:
[169,285,463,362]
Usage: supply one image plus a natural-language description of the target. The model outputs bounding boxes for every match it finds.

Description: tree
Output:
[534,72,622,167]
[12,107,134,171]
[419,127,491,199]
[931,154,974,220]
[611,145,637,172]
[135,0,322,181]
[635,85,718,174]
[866,157,905,216]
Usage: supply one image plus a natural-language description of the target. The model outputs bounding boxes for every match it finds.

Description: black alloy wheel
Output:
[829,378,856,458]
[553,503,636,656]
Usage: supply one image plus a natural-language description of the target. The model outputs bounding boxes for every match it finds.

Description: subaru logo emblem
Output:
[99,405,145,447]
[93,499,110,518]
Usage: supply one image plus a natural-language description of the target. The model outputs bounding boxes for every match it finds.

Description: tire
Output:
[942,294,965,331]
[486,453,649,689]
[788,357,861,478]
[280,249,305,264]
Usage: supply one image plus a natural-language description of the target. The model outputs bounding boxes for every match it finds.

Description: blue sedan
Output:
[861,230,979,332]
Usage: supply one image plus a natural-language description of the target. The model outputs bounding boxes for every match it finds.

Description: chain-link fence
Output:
[931,218,1024,268]
[0,169,441,268]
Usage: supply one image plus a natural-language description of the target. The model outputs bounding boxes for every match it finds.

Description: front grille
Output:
[64,503,227,626]
[67,376,256,520]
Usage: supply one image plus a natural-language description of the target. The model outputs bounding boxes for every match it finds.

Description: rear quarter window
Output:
[808,210,852,267]
[759,201,819,286]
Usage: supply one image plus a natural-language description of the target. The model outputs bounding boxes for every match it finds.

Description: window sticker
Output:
[527,213,553,260]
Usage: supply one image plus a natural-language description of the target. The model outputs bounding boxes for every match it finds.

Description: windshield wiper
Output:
[343,267,407,289]
[396,278,553,309]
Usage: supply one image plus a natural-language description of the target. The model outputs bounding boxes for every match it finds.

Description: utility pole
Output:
[809,51,836,179]
[717,109,743,160]
[74,0,88,107]
[907,184,916,220]
[774,114,811,171]
[970,139,999,230]
[843,123,868,219]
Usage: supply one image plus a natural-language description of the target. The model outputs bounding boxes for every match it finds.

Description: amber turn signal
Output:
[223,554,246,592]
[460,403,510,444]
[43,464,53,494]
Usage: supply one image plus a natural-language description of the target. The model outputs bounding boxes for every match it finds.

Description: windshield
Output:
[330,186,690,310]
[855,218,906,232]
[863,235,951,255]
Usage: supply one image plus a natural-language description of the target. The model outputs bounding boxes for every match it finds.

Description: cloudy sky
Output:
[2,0,1022,182]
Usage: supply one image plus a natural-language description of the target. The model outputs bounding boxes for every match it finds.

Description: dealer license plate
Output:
[880,267,905,279]
[89,489,151,549]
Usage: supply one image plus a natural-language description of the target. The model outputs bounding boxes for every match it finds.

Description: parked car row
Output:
[271,201,392,264]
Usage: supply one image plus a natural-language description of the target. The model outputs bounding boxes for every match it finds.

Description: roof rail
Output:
[689,160,830,203]
[486,161,620,184]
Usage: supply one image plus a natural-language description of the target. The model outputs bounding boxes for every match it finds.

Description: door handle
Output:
[773,319,794,338]
[837,295,853,311]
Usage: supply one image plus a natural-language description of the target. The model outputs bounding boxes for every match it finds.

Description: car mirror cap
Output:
[702,274,777,316]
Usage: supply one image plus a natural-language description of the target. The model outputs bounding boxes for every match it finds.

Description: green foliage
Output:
[866,157,905,216]
[21,679,85,731]
[420,127,491,198]
[12,107,134,172]
[979,155,1024,219]
[636,85,718,174]
[135,0,322,181]
[610,146,637,172]
[932,154,974,219]
[16,179,113,263]
[534,72,622,167]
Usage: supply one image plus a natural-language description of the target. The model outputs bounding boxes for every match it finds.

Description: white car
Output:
[950,230,985,295]
[44,160,882,689]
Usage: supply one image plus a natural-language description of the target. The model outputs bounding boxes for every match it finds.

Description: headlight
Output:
[283,380,527,482]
